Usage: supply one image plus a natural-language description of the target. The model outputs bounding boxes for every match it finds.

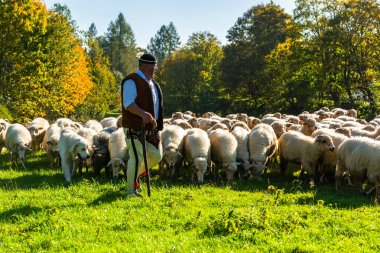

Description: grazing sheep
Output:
[206,122,229,134]
[349,127,380,139]
[187,117,200,128]
[335,137,380,201]
[100,117,118,128]
[279,131,335,186]
[5,123,32,164]
[160,125,186,179]
[337,116,357,122]
[77,127,97,175]
[0,119,10,153]
[236,113,249,124]
[346,109,357,118]
[231,121,250,132]
[55,118,74,128]
[27,117,50,153]
[332,108,346,118]
[183,128,211,183]
[248,124,278,177]
[199,118,218,131]
[311,128,349,182]
[92,127,117,177]
[247,117,261,129]
[334,127,352,137]
[261,116,280,125]
[287,118,318,136]
[84,120,103,133]
[209,129,238,182]
[184,111,196,117]
[171,119,193,130]
[59,128,91,183]
[231,125,250,178]
[108,128,128,179]
[171,112,185,121]
[270,121,286,139]
[42,123,62,168]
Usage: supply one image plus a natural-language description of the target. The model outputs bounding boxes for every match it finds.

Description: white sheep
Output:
[100,117,118,128]
[27,117,50,153]
[311,128,349,182]
[209,129,238,182]
[42,123,62,168]
[77,127,97,174]
[248,124,278,177]
[278,131,335,186]
[350,126,380,139]
[0,119,10,153]
[231,125,250,178]
[183,128,211,183]
[171,119,193,130]
[59,128,91,183]
[5,123,32,164]
[160,125,186,178]
[55,118,75,129]
[84,120,103,133]
[287,118,318,136]
[335,137,380,201]
[270,120,287,139]
[107,128,128,179]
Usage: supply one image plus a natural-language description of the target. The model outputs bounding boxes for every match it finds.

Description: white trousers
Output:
[124,129,162,193]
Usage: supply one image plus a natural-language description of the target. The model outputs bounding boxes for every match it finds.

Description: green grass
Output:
[0,152,379,252]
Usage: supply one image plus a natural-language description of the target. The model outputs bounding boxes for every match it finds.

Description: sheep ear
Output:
[315,135,325,143]
[70,140,80,153]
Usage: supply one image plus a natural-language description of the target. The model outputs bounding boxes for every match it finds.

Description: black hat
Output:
[139,53,157,64]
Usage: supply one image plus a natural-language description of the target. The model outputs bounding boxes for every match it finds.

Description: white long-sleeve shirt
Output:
[122,69,159,120]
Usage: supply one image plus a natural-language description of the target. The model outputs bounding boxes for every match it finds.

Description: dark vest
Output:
[121,73,164,131]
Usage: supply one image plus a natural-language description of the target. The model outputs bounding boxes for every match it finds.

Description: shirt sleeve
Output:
[122,79,137,109]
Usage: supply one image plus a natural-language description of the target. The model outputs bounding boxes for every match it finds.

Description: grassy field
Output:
[0,151,379,253]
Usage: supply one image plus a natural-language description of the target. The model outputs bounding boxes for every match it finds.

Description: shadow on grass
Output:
[89,190,127,206]
[0,205,43,222]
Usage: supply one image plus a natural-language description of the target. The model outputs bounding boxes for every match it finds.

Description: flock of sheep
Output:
[1,106,380,201]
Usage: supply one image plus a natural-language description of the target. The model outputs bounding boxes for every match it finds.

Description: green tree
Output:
[294,0,380,117]
[0,0,93,122]
[76,23,118,120]
[102,13,137,77]
[221,3,295,115]
[147,22,181,65]
[160,32,223,115]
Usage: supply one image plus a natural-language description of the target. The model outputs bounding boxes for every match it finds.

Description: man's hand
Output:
[141,112,157,129]
[126,103,157,129]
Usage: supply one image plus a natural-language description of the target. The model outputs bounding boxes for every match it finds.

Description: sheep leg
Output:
[279,155,287,176]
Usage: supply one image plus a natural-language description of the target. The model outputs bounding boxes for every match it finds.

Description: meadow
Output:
[0,151,379,253]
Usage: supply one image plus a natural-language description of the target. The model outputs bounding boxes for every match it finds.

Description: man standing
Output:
[121,53,164,197]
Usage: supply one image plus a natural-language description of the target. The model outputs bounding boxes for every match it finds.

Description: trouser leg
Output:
[124,129,163,194]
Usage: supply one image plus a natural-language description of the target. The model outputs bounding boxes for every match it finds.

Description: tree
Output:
[221,3,295,115]
[147,22,181,65]
[160,32,223,115]
[76,23,118,120]
[294,0,380,117]
[102,13,137,76]
[0,0,93,122]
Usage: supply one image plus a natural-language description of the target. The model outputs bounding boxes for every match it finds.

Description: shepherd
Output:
[121,53,164,197]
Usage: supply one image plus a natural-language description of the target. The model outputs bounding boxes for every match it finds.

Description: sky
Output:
[43,0,296,48]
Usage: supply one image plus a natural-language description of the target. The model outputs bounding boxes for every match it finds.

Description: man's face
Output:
[141,63,157,79]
